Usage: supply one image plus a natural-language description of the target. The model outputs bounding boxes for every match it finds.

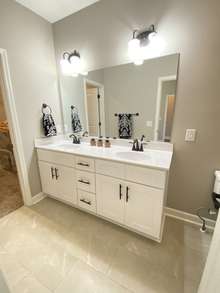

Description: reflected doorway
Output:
[84,79,105,137]
[154,76,177,141]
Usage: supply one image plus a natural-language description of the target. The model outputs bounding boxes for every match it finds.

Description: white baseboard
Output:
[32,192,46,205]
[31,194,216,230]
[165,207,216,231]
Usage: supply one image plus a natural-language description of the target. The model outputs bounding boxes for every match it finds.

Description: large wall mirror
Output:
[60,53,179,142]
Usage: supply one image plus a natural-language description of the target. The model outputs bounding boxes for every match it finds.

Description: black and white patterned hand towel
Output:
[71,106,82,133]
[42,105,57,137]
[118,114,133,139]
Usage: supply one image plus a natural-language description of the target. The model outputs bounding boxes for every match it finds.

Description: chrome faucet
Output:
[82,131,89,137]
[131,135,147,152]
[69,133,81,144]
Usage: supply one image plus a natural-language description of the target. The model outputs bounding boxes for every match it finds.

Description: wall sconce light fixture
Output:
[128,25,164,65]
[60,50,88,77]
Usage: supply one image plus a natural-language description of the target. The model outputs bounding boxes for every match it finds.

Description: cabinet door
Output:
[38,161,58,197]
[56,165,77,205]
[96,174,125,224]
[124,183,164,238]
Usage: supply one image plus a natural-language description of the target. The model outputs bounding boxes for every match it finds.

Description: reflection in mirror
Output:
[60,54,179,141]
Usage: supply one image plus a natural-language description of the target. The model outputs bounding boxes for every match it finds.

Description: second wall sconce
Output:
[128,24,164,65]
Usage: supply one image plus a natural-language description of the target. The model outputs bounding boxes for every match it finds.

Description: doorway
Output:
[0,48,32,215]
[0,82,23,217]
[84,79,105,137]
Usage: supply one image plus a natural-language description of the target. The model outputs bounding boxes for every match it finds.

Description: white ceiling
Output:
[15,0,100,23]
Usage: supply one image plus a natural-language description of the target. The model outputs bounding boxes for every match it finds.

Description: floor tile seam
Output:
[78,257,135,293]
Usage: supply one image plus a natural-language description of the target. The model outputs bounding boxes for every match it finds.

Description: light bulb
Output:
[61,51,88,76]
[128,38,144,65]
[69,55,82,74]
[60,59,72,76]
[148,31,157,41]
[128,38,140,59]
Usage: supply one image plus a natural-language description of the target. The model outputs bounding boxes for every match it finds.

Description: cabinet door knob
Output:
[51,167,55,179]
[126,186,129,202]
[119,184,122,200]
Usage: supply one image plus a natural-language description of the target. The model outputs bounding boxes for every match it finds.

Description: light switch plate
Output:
[146,121,153,127]
[185,129,197,142]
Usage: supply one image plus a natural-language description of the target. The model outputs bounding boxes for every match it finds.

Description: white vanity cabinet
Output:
[37,148,169,242]
[39,161,77,204]
[124,182,164,237]
[96,174,164,238]
[96,175,125,224]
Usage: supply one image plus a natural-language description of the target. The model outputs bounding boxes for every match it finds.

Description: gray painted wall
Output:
[0,0,62,196]
[53,0,220,214]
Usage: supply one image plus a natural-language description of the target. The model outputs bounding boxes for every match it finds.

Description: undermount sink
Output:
[116,151,150,161]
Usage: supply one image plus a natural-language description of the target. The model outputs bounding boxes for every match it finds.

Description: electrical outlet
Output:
[185,129,197,142]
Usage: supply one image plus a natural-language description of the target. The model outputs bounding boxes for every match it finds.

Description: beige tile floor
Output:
[0,197,212,293]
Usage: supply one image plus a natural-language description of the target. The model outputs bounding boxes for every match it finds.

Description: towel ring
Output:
[42,103,52,114]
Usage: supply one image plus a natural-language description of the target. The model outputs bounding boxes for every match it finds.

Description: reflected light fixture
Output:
[128,25,164,65]
[60,50,88,77]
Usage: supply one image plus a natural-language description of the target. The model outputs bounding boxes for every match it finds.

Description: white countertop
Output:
[35,137,173,171]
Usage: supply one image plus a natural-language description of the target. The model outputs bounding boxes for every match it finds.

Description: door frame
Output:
[0,48,32,205]
[162,94,175,141]
[154,75,176,141]
[83,78,105,137]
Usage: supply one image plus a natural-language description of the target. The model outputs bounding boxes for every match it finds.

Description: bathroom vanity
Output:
[35,138,173,242]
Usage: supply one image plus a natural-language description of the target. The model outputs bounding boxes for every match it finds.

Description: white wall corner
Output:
[32,192,46,205]
[165,207,216,231]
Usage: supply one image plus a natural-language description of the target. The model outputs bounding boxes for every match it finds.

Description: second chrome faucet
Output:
[131,135,147,152]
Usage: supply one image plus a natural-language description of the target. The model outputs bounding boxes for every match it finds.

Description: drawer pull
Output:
[126,186,129,202]
[78,179,90,185]
[80,199,91,205]
[77,162,90,167]
[55,168,59,180]
[119,184,122,200]
[51,167,55,179]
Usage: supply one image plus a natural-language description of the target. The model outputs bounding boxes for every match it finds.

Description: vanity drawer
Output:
[96,159,125,179]
[37,149,75,168]
[125,165,166,189]
[76,156,95,172]
[78,190,96,213]
[77,170,95,193]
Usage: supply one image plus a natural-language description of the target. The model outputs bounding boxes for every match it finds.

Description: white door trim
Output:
[154,75,176,141]
[0,49,32,205]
